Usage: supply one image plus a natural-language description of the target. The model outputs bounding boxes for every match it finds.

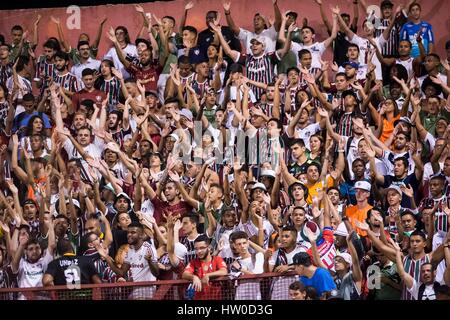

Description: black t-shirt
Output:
[45,255,98,286]
[382,173,421,208]
[197,26,241,53]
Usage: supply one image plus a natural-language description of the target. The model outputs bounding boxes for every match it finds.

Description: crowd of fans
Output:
[0,0,450,300]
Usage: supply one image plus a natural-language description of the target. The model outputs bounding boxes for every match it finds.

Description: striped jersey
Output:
[237,52,280,100]
[180,234,203,266]
[99,77,121,109]
[402,254,430,300]
[190,73,211,98]
[0,62,12,86]
[419,196,449,234]
[53,72,80,94]
[374,18,400,57]
[0,101,9,130]
[35,56,55,93]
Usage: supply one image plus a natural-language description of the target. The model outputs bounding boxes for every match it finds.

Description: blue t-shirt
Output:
[400,21,434,58]
[300,267,336,297]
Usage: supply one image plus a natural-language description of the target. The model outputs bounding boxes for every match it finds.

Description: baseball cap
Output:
[386,184,402,195]
[179,108,193,121]
[290,252,311,266]
[168,133,179,142]
[334,222,349,237]
[352,180,371,192]
[288,181,309,199]
[102,183,116,194]
[260,169,276,179]
[23,198,38,207]
[430,172,446,181]
[393,116,413,128]
[343,61,360,70]
[380,0,394,8]
[250,36,266,47]
[114,192,131,205]
[335,252,353,267]
[251,182,267,192]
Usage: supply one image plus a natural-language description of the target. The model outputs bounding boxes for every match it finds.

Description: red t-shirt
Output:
[151,198,194,225]
[184,256,227,300]
[71,89,107,111]
[127,63,163,92]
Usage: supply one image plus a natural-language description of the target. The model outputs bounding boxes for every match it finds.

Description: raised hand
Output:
[185,1,194,11]
[223,1,231,11]
[50,16,61,25]
[168,170,180,182]
[107,27,117,42]
[316,106,329,118]
[134,4,144,13]
[355,220,370,231]
[331,5,340,16]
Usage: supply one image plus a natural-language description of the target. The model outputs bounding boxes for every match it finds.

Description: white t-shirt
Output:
[396,57,415,79]
[124,241,158,282]
[349,34,385,81]
[364,159,388,181]
[239,26,278,54]
[291,122,321,151]
[291,41,326,69]
[71,57,102,81]
[16,250,53,289]
[238,219,274,249]
[104,44,138,80]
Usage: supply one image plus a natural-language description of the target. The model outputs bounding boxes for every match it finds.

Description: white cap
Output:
[179,108,193,121]
[334,222,349,237]
[169,133,180,142]
[251,182,267,192]
[386,184,402,195]
[260,169,276,179]
[250,35,266,47]
[335,252,353,267]
[353,180,371,192]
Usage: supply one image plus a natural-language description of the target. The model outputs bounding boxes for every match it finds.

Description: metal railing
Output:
[0,272,298,300]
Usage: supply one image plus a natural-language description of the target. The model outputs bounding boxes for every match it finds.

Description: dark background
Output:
[0,0,173,10]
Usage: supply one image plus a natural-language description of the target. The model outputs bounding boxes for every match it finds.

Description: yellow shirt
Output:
[306,176,335,205]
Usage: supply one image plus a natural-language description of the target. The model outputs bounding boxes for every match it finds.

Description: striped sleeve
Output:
[427,24,435,43]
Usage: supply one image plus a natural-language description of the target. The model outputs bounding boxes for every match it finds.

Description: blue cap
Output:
[343,61,360,70]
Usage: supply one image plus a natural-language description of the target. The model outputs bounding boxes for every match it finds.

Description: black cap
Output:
[291,252,312,266]
[342,89,357,100]
[288,181,309,200]
[381,0,394,8]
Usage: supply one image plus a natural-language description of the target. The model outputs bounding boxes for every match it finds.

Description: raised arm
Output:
[347,231,363,284]
[92,17,108,56]
[106,28,131,69]
[314,0,332,33]
[210,23,239,63]
[223,2,240,36]
[179,1,194,34]
[323,7,339,49]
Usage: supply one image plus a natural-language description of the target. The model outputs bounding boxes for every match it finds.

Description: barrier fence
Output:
[0,272,299,300]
